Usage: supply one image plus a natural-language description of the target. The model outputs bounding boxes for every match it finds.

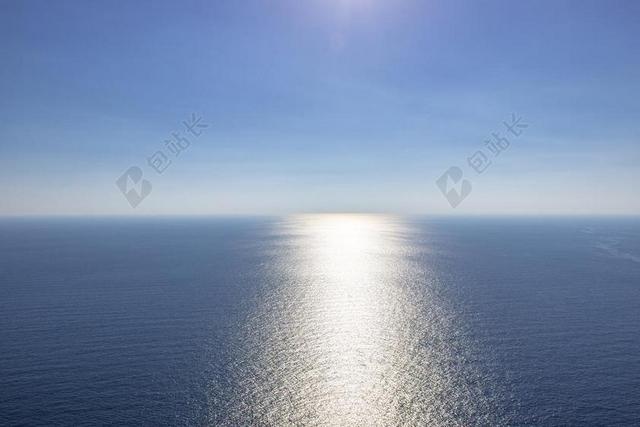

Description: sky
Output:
[0,0,638,215]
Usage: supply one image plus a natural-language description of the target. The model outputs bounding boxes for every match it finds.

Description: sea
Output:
[1,215,639,426]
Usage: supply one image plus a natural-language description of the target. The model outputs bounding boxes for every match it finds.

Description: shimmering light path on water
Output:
[216,215,504,425]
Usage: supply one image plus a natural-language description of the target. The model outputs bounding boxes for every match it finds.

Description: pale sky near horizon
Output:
[1,0,638,215]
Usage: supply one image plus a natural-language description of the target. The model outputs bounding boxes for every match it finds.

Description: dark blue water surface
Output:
[1,216,639,425]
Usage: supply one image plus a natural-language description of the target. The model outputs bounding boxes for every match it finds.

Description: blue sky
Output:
[1,0,638,215]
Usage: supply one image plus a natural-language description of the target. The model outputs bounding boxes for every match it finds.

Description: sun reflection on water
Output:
[217,214,499,426]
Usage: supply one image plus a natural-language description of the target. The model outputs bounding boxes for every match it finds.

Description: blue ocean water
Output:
[1,216,639,425]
